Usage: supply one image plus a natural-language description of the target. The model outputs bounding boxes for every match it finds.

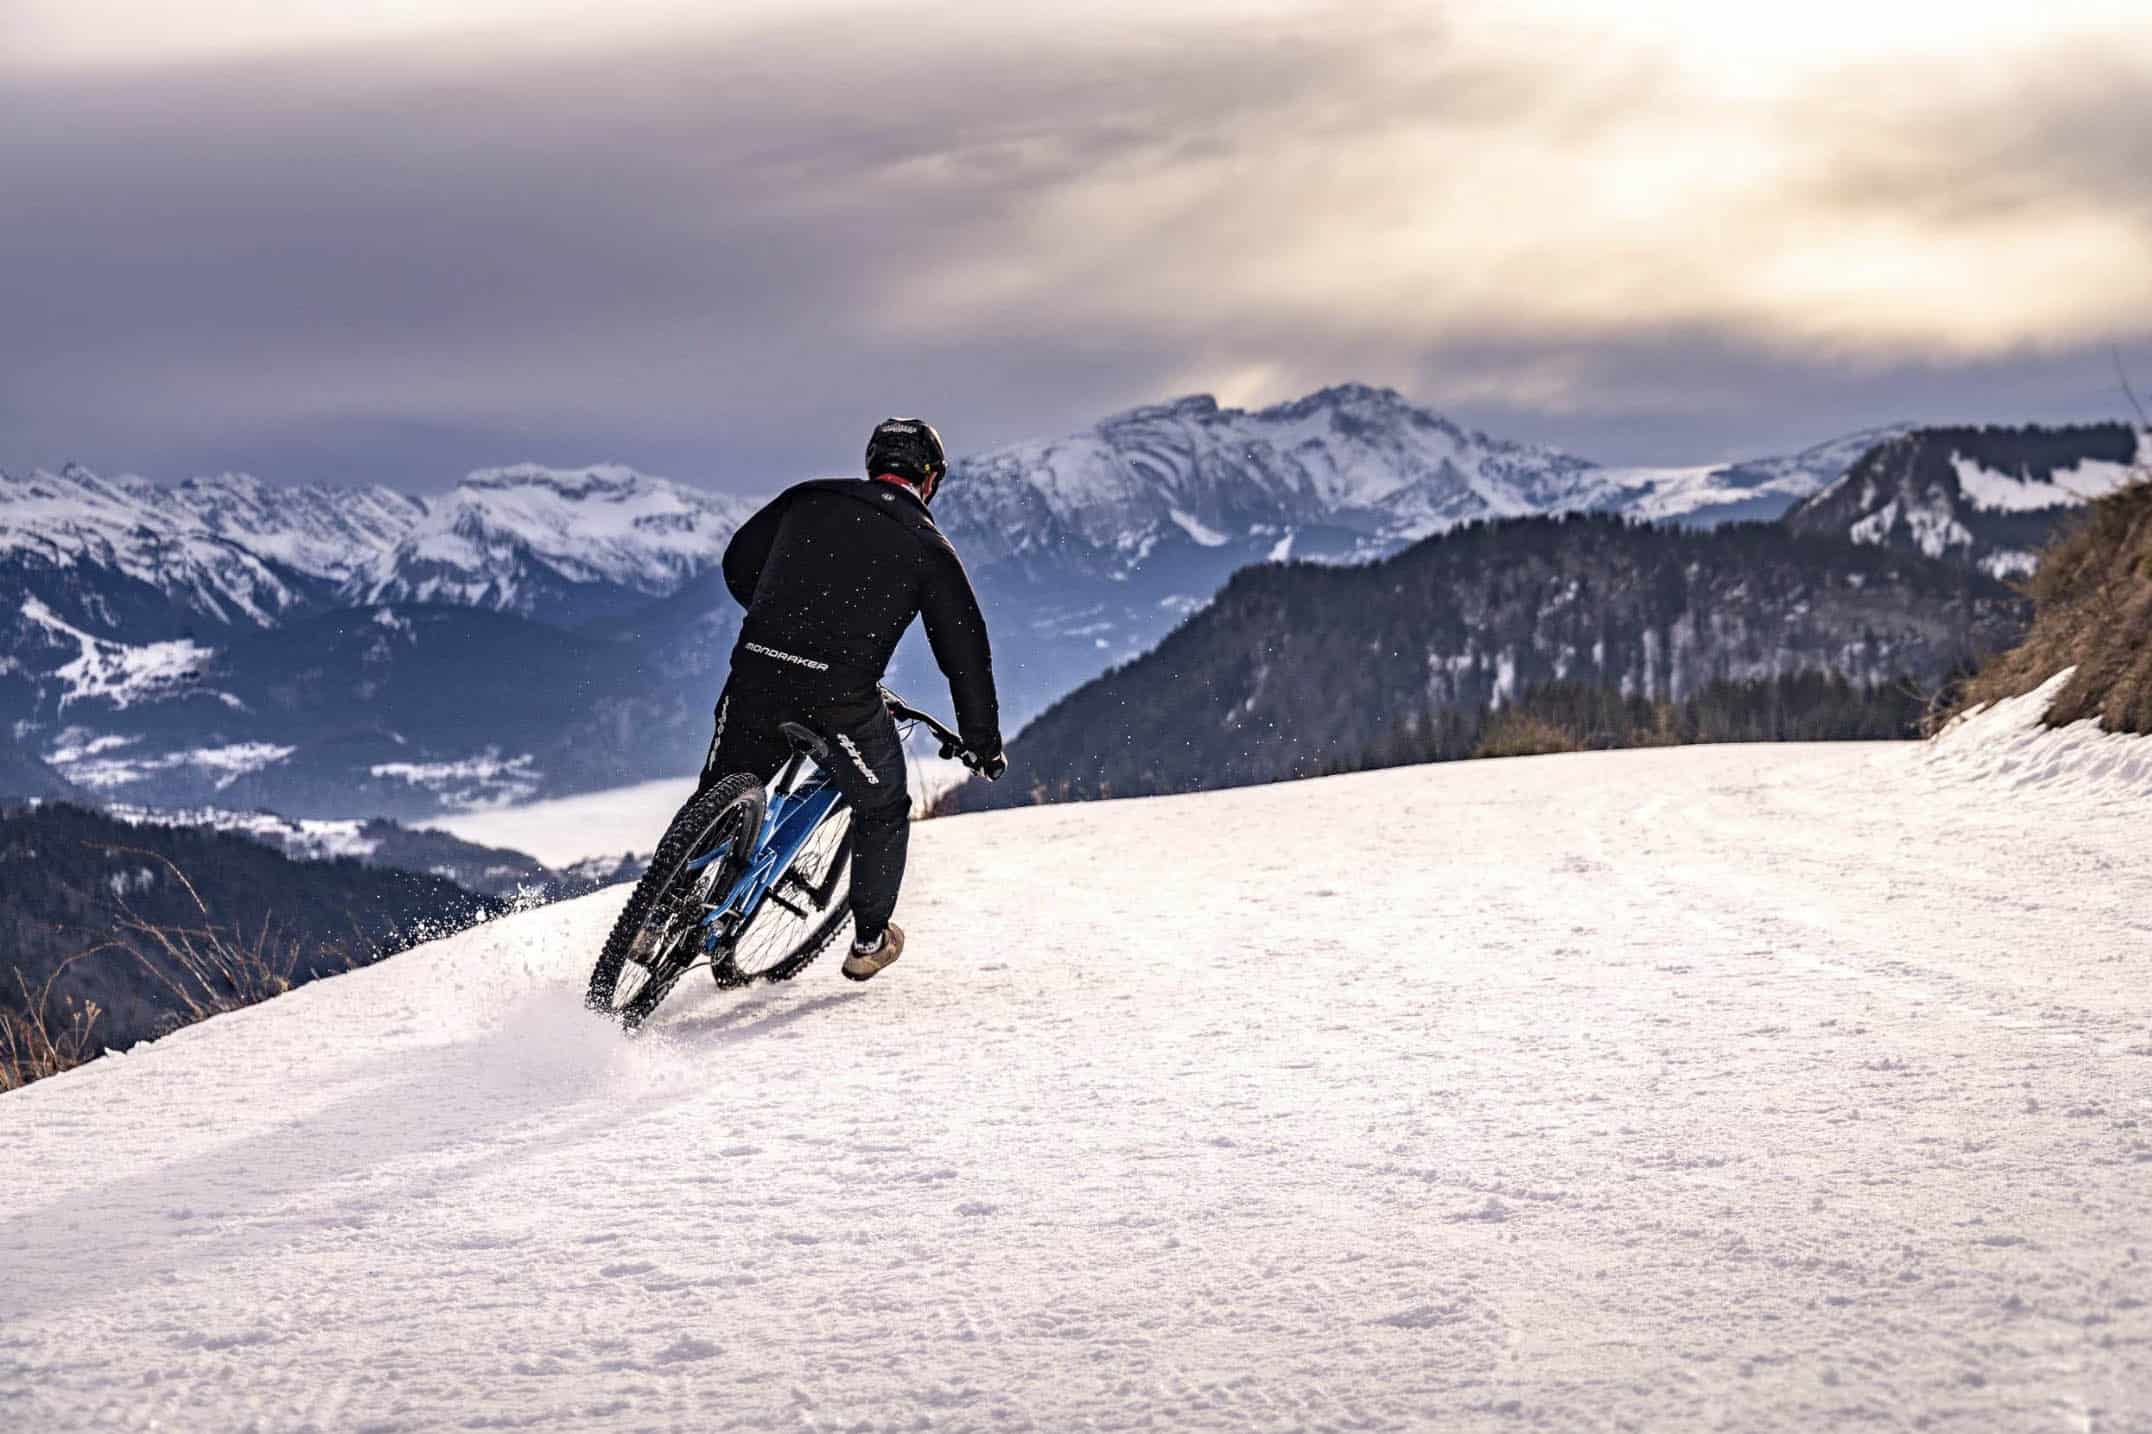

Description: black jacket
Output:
[722,478,1001,754]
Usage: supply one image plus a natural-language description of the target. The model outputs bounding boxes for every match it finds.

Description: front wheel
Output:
[587,773,764,1028]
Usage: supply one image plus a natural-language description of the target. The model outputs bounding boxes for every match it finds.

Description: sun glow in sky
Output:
[4,0,2149,481]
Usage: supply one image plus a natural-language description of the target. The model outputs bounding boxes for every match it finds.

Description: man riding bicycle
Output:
[699,418,1004,981]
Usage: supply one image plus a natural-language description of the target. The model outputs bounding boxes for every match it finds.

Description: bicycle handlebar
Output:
[881,689,997,779]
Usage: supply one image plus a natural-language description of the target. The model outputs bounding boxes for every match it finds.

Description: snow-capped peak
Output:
[936,385,1596,572]
[1,463,323,627]
[351,464,761,620]
[1,459,765,635]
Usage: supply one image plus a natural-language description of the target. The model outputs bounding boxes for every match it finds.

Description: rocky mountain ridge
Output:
[0,388,1987,815]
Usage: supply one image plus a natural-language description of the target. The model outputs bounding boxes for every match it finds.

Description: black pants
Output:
[697,682,909,943]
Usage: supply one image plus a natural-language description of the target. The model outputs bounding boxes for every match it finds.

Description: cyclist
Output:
[699,418,1004,980]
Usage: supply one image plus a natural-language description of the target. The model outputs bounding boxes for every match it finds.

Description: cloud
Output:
[1,1,2147,481]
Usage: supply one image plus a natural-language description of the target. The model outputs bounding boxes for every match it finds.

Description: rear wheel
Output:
[715,805,854,987]
[587,773,765,1029]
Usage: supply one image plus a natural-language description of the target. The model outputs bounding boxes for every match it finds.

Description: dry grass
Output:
[2,846,371,1093]
[107,846,343,1031]
[1,953,111,1092]
[1473,711,1585,759]
[1954,466,2152,734]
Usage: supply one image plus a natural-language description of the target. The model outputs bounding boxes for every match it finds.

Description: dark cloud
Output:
[2,8,2148,487]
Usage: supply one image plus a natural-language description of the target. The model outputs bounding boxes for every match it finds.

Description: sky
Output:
[4,0,2150,490]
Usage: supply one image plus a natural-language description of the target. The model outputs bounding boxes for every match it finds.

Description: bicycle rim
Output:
[721,806,854,984]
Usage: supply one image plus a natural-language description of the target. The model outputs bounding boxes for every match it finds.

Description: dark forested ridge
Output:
[2,803,498,1070]
[1785,423,2141,577]
[949,515,2026,811]
[0,746,84,803]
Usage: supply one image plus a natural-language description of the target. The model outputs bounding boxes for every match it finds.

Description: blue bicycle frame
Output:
[670,691,972,965]
[680,752,845,955]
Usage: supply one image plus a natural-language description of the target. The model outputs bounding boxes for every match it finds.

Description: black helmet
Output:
[865,417,947,495]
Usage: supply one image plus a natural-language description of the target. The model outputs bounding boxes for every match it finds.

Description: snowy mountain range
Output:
[348,464,760,625]
[0,461,754,635]
[924,387,1913,718]
[1785,423,2148,577]
[0,385,1992,816]
[941,387,1904,575]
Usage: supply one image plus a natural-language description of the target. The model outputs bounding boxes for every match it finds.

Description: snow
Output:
[942,394,1908,579]
[1951,451,2143,513]
[1593,426,1912,525]
[6,733,2150,1431]
[369,749,543,810]
[354,465,760,610]
[0,461,752,633]
[1167,508,1231,546]
[166,472,425,582]
[109,803,380,861]
[0,466,408,626]
[18,597,215,710]
[1917,667,2152,806]
[1980,548,2041,580]
[941,387,1604,569]
[50,739,297,793]
[1850,498,1976,559]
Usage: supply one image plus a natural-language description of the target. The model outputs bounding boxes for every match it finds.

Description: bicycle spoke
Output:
[723,806,853,981]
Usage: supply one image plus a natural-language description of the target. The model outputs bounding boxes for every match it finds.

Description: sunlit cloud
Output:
[2,0,2147,481]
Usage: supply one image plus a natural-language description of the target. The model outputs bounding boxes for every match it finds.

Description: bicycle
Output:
[585,688,988,1029]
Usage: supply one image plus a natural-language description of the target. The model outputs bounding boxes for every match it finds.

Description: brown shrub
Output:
[1955,469,2152,733]
[1473,711,1584,759]
[1,955,109,1092]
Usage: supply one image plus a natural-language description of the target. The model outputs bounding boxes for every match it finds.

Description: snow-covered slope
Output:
[0,396,1922,811]
[938,388,1893,578]
[5,736,2148,1431]
[165,472,426,584]
[0,461,751,636]
[922,389,1899,718]
[1785,424,2148,577]
[351,464,760,624]
[938,385,1603,574]
[1591,424,1913,526]
[0,464,340,629]
[1918,667,2152,803]
[1,465,756,810]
